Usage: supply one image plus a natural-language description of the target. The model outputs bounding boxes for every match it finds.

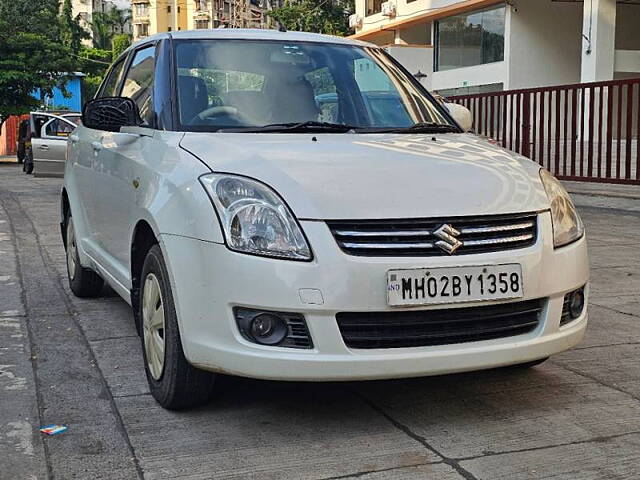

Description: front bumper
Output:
[160,211,589,381]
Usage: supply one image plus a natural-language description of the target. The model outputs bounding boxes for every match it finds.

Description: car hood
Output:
[180,132,549,220]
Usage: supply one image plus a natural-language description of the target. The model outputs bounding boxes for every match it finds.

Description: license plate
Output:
[387,264,523,306]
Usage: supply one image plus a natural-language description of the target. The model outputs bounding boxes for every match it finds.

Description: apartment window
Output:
[366,0,382,16]
[195,19,209,29]
[136,23,149,37]
[167,5,172,13]
[196,0,207,11]
[435,5,505,72]
[134,3,149,16]
[168,26,172,31]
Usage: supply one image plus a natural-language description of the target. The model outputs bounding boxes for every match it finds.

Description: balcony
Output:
[194,11,211,19]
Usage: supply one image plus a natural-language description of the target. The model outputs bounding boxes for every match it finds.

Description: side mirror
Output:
[82,97,142,132]
[445,102,473,132]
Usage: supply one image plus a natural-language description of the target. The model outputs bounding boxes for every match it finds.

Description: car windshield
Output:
[174,39,456,133]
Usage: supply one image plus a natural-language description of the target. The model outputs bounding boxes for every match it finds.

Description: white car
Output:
[62,30,589,410]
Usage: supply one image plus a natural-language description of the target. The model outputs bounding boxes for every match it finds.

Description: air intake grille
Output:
[327,213,538,257]
[336,299,543,349]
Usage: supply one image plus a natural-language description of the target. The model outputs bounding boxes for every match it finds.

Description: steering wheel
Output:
[195,106,239,122]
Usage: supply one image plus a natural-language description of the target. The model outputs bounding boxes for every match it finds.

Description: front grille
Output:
[327,213,538,257]
[336,299,543,349]
[284,315,314,349]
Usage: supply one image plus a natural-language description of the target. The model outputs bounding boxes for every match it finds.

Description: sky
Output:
[111,0,130,9]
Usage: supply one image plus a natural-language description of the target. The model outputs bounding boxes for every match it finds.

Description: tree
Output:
[60,0,90,55]
[108,8,132,35]
[0,0,77,125]
[112,34,131,62]
[269,0,354,36]
[76,47,112,103]
[91,11,115,50]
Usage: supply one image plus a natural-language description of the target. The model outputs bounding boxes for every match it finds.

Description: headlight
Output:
[539,169,584,247]
[200,174,312,260]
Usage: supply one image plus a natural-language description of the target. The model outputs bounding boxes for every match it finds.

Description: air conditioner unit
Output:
[348,14,362,29]
[381,1,396,17]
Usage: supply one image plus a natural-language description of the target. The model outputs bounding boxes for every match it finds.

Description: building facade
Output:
[132,0,282,42]
[71,0,131,45]
[349,0,640,95]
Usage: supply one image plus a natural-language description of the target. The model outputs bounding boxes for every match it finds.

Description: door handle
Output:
[39,145,49,150]
[91,141,102,152]
[70,134,79,143]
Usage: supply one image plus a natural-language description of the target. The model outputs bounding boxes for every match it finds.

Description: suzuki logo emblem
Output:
[433,224,463,254]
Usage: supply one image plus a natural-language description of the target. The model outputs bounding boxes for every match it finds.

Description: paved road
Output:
[1,163,639,480]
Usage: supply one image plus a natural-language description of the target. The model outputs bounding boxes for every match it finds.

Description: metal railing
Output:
[448,78,640,184]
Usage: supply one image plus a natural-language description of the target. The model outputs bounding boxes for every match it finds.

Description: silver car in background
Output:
[27,112,81,177]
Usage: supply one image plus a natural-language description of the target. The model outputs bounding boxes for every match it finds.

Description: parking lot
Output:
[1,162,640,480]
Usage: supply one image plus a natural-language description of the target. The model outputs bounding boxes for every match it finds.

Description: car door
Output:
[71,55,129,270]
[91,45,157,287]
[31,116,77,177]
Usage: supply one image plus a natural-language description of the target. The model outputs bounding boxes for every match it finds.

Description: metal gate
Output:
[448,78,640,184]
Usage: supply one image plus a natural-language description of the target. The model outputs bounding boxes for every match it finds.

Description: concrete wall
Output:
[431,61,505,92]
[616,4,640,51]
[385,46,434,88]
[506,0,582,90]
[356,0,477,37]
[176,0,188,31]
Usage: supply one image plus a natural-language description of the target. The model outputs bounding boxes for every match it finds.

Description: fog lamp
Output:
[569,289,585,319]
[249,313,288,345]
[234,307,313,349]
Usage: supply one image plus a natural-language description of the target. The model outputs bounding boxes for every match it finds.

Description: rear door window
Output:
[43,118,76,138]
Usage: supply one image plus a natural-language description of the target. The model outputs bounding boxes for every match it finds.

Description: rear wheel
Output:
[65,215,104,297]
[140,245,215,410]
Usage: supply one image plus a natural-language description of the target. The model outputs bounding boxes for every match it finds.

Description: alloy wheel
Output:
[66,220,77,281]
[142,273,166,380]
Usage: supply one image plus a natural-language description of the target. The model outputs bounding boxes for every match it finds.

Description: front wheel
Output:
[65,215,104,297]
[140,244,215,410]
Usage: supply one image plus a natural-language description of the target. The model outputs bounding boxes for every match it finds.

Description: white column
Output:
[394,29,407,46]
[581,0,617,82]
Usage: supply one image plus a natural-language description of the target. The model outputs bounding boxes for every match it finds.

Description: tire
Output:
[504,357,549,370]
[140,244,215,410]
[65,215,104,297]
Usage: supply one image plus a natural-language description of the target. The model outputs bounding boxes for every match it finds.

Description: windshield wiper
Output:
[219,121,358,133]
[360,122,460,134]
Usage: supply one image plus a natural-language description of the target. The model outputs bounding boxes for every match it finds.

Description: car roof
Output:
[130,28,375,50]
